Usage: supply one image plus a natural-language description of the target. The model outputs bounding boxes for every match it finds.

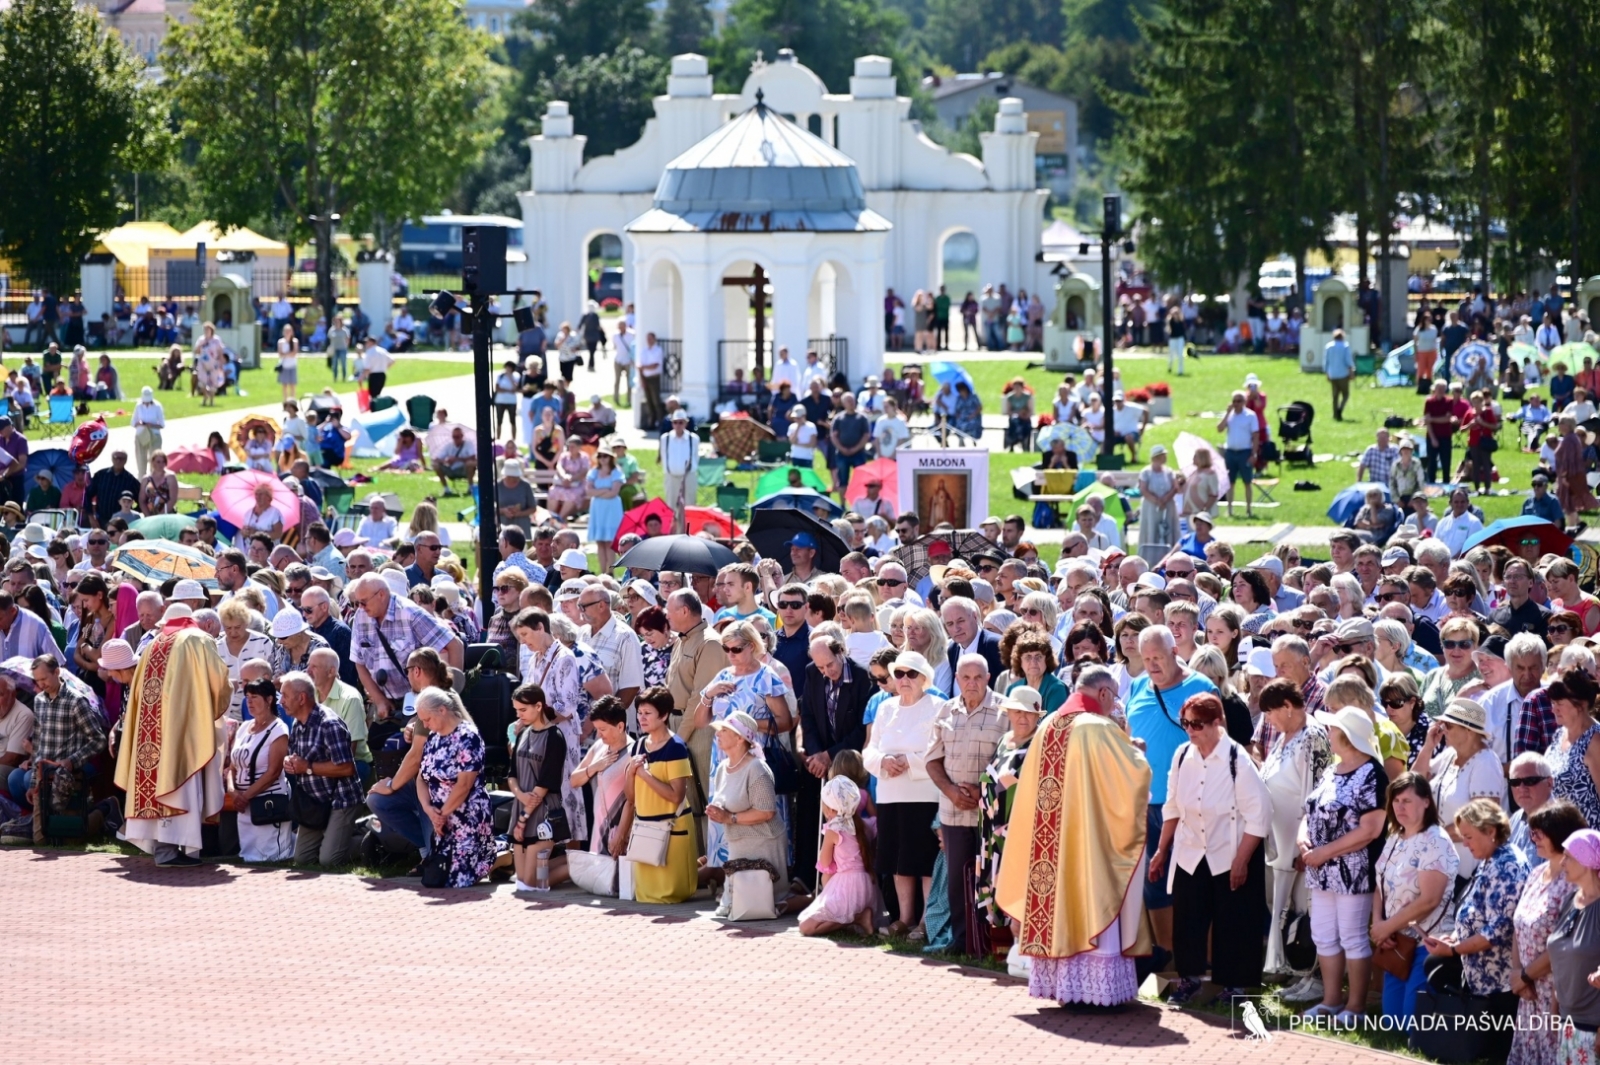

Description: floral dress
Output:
[704,664,789,866]
[419,727,496,888]
[1456,842,1530,995]
[1511,864,1575,1065]
[1302,759,1386,894]
[1552,724,1600,830]
[641,641,670,688]
[1376,826,1459,939]
[975,731,1032,926]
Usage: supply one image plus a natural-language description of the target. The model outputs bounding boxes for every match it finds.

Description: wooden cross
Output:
[722,263,769,376]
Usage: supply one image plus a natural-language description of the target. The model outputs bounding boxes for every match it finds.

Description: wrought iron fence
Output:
[660,338,683,393]
[808,336,849,381]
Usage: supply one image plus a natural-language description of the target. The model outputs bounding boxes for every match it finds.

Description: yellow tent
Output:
[93,221,185,269]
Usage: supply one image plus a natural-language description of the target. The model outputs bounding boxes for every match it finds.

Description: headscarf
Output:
[821,775,861,835]
[1565,829,1600,871]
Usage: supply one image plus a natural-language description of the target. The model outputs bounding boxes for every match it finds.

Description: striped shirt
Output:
[351,596,456,701]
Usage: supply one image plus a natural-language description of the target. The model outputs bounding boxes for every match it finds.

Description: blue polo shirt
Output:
[1125,669,1218,804]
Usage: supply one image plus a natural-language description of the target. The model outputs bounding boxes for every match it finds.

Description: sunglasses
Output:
[1550,624,1574,634]
[1179,718,1208,731]
[879,578,906,587]
[892,668,922,680]
[871,672,891,685]
[722,643,747,654]
[1509,776,1550,788]
[495,585,518,594]
[1378,590,1405,601]
[777,600,806,610]
[1442,638,1476,651]
[1382,697,1411,709]
[1519,538,1541,546]
[1291,619,1312,630]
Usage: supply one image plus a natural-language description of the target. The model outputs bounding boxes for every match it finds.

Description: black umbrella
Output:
[745,508,850,574]
[306,468,348,492]
[614,534,738,577]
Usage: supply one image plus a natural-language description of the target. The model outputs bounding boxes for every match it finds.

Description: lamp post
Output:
[1098,194,1123,471]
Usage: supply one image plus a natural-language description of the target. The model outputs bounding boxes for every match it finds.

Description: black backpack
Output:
[461,644,515,782]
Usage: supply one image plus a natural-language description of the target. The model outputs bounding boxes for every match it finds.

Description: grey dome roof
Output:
[627,95,890,234]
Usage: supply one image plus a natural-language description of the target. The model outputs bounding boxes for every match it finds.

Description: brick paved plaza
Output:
[6,851,1402,1065]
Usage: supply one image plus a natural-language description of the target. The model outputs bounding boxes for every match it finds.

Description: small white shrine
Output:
[518,50,1052,418]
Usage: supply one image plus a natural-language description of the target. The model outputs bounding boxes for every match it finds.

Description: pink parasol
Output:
[426,421,476,459]
[843,456,900,511]
[213,469,302,530]
[167,444,219,474]
[1171,430,1233,503]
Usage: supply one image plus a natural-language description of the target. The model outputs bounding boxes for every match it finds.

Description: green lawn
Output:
[67,352,469,428]
[891,352,1540,534]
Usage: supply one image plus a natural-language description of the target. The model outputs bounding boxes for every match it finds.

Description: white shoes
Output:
[1280,974,1325,1003]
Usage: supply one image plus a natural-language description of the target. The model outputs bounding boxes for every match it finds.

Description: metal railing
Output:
[808,335,849,382]
[660,338,683,393]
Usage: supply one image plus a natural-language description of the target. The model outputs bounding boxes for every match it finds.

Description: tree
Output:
[711,0,907,95]
[531,48,671,162]
[660,0,715,56]
[0,0,166,278]
[915,0,1066,73]
[164,0,497,324]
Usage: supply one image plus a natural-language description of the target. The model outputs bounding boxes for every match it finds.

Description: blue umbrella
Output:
[1452,340,1493,381]
[1326,481,1390,525]
[1460,515,1571,557]
[927,360,975,390]
[750,487,844,519]
[25,448,77,489]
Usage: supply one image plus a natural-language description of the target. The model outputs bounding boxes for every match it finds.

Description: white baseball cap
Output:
[558,548,589,571]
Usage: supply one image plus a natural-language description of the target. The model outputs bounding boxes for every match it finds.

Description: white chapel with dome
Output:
[517,51,1052,419]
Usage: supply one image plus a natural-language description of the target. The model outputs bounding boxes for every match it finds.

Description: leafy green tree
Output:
[710,0,907,95]
[915,0,1065,73]
[532,48,671,162]
[165,0,498,323]
[0,0,167,277]
[660,0,715,56]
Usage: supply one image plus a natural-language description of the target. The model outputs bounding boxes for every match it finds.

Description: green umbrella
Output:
[755,464,829,498]
[130,513,198,539]
[1508,341,1539,365]
[1551,341,1597,366]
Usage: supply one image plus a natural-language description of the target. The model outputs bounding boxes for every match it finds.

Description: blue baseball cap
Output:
[792,532,818,550]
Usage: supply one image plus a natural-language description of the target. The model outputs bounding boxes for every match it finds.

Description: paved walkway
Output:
[6,850,1397,1065]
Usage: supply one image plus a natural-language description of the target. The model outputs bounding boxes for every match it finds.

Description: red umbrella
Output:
[213,469,302,530]
[844,456,900,511]
[611,497,743,550]
[167,444,218,474]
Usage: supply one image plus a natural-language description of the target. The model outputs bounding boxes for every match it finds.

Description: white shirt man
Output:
[874,404,910,458]
[769,348,799,393]
[1435,494,1485,555]
[799,353,828,390]
[361,341,394,376]
[637,338,663,379]
[0,598,60,662]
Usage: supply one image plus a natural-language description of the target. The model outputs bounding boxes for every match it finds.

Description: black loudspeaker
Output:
[513,305,536,333]
[462,225,507,296]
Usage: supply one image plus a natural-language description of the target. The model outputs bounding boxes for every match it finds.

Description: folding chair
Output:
[716,484,749,520]
[697,456,728,491]
[757,439,790,464]
[1253,477,1280,505]
[405,395,437,430]
[43,394,75,439]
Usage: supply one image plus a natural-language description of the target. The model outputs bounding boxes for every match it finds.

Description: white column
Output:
[769,259,810,373]
[79,262,115,324]
[852,243,886,383]
[679,259,716,419]
[358,259,393,334]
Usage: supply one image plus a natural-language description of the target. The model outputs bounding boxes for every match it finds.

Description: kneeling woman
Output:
[509,682,570,892]
[618,687,699,904]
[706,710,788,918]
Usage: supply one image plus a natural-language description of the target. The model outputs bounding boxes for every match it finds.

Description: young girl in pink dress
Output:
[799,776,877,937]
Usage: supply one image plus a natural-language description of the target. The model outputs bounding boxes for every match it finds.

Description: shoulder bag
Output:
[245,725,292,827]
[762,729,801,794]
[418,843,450,888]
[567,776,627,896]
[623,738,683,867]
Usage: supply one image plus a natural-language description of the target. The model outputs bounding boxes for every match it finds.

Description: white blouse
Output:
[862,694,942,805]
[1160,737,1272,891]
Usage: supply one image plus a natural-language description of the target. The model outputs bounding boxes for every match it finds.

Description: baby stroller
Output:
[1278,400,1315,467]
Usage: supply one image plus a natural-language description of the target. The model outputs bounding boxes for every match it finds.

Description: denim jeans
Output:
[1381,945,1429,1021]
[367,783,433,854]
[331,348,348,380]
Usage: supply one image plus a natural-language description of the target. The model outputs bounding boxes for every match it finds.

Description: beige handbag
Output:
[725,869,778,921]
[625,815,675,866]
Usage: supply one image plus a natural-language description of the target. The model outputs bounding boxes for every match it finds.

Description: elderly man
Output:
[301,586,356,688]
[659,408,697,531]
[941,595,1002,679]
[0,590,59,662]
[1478,633,1558,771]
[1350,488,1401,546]
[347,573,461,722]
[664,588,726,801]
[112,607,230,867]
[1270,634,1328,721]
[1123,625,1217,961]
[1353,544,1384,601]
[794,634,873,884]
[308,647,369,782]
[279,671,363,867]
[1523,473,1564,526]
[578,586,643,712]
[492,527,545,587]
[431,424,476,495]
[1217,389,1260,518]
[1435,487,1485,556]
[214,548,281,617]
[1248,555,1302,614]
[495,460,539,536]
[927,652,1007,953]
[405,531,445,588]
[1507,752,1555,866]
[69,530,113,576]
[1357,428,1399,484]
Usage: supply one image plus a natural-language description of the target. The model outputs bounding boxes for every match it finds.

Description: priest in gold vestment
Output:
[113,605,231,866]
[997,690,1152,1006]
